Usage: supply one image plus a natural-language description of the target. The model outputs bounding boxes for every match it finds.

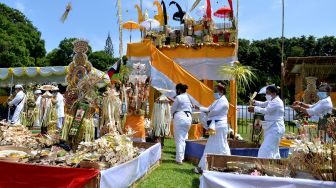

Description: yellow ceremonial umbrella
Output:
[123,21,140,43]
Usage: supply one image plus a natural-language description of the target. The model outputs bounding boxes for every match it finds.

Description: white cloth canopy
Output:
[0,66,110,87]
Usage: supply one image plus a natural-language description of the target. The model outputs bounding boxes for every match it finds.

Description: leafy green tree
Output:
[88,51,114,71]
[290,46,304,57]
[0,3,46,67]
[45,38,92,66]
[237,35,336,103]
[315,36,336,56]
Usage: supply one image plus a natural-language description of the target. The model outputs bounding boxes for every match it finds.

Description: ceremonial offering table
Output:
[0,142,161,188]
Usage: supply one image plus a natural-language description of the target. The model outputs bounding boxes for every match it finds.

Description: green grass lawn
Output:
[136,139,200,188]
[136,124,297,188]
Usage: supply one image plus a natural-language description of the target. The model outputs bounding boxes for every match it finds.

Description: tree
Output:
[88,51,114,71]
[237,36,336,103]
[45,38,92,66]
[0,3,46,67]
[315,36,336,56]
[104,33,114,58]
[290,46,304,57]
[219,62,257,94]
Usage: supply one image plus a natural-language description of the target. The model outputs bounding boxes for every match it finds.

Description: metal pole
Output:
[130,29,132,43]
[281,0,285,100]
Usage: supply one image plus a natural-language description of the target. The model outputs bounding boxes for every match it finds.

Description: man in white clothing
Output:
[34,90,42,106]
[292,83,333,117]
[8,85,26,124]
[292,83,334,142]
[34,90,42,127]
[52,87,65,129]
[248,86,285,159]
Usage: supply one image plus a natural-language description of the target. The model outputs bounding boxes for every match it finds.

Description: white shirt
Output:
[171,93,192,115]
[200,95,229,121]
[254,96,284,121]
[9,90,25,107]
[55,92,65,118]
[35,95,42,107]
[307,96,333,116]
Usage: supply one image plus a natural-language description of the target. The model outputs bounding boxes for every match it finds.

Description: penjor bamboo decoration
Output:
[61,2,72,23]
[117,0,123,57]
[190,0,202,12]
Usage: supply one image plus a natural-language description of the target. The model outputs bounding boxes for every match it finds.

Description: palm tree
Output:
[219,61,257,139]
[219,61,257,94]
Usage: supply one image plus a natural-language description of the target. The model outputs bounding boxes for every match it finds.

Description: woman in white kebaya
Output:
[194,83,231,173]
[171,83,193,164]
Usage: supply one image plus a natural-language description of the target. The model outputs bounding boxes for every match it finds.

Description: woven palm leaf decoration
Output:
[61,2,72,23]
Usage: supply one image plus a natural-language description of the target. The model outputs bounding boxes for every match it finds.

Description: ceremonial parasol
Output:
[122,21,140,43]
[140,19,160,31]
[196,5,206,17]
[258,84,275,94]
[214,6,232,31]
[214,6,232,18]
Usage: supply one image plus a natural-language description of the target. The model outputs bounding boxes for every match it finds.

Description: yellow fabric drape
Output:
[127,40,215,107]
[150,44,214,107]
[125,115,145,139]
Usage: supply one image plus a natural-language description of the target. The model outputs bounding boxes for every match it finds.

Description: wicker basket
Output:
[79,160,101,169]
[0,146,31,163]
[206,154,290,177]
[133,142,156,149]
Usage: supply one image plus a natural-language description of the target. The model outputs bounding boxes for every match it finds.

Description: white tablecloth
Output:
[200,170,336,188]
[100,143,161,188]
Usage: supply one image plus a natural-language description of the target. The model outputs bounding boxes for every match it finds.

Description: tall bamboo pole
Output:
[233,0,239,138]
[117,0,123,58]
[140,0,143,38]
[280,0,285,100]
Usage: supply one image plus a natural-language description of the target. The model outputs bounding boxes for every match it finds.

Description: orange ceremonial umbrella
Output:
[123,21,140,43]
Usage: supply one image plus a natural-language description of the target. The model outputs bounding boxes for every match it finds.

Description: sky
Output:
[1,0,336,57]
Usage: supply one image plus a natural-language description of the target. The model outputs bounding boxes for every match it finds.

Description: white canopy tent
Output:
[0,66,110,87]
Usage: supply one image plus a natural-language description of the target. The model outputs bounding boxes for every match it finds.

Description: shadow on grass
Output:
[161,159,176,163]
[172,167,196,175]
[164,150,176,155]
[192,178,200,188]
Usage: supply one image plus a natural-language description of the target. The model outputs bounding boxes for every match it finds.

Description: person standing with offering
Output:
[291,83,333,117]
[248,85,285,159]
[52,87,65,130]
[194,83,231,173]
[8,85,26,124]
